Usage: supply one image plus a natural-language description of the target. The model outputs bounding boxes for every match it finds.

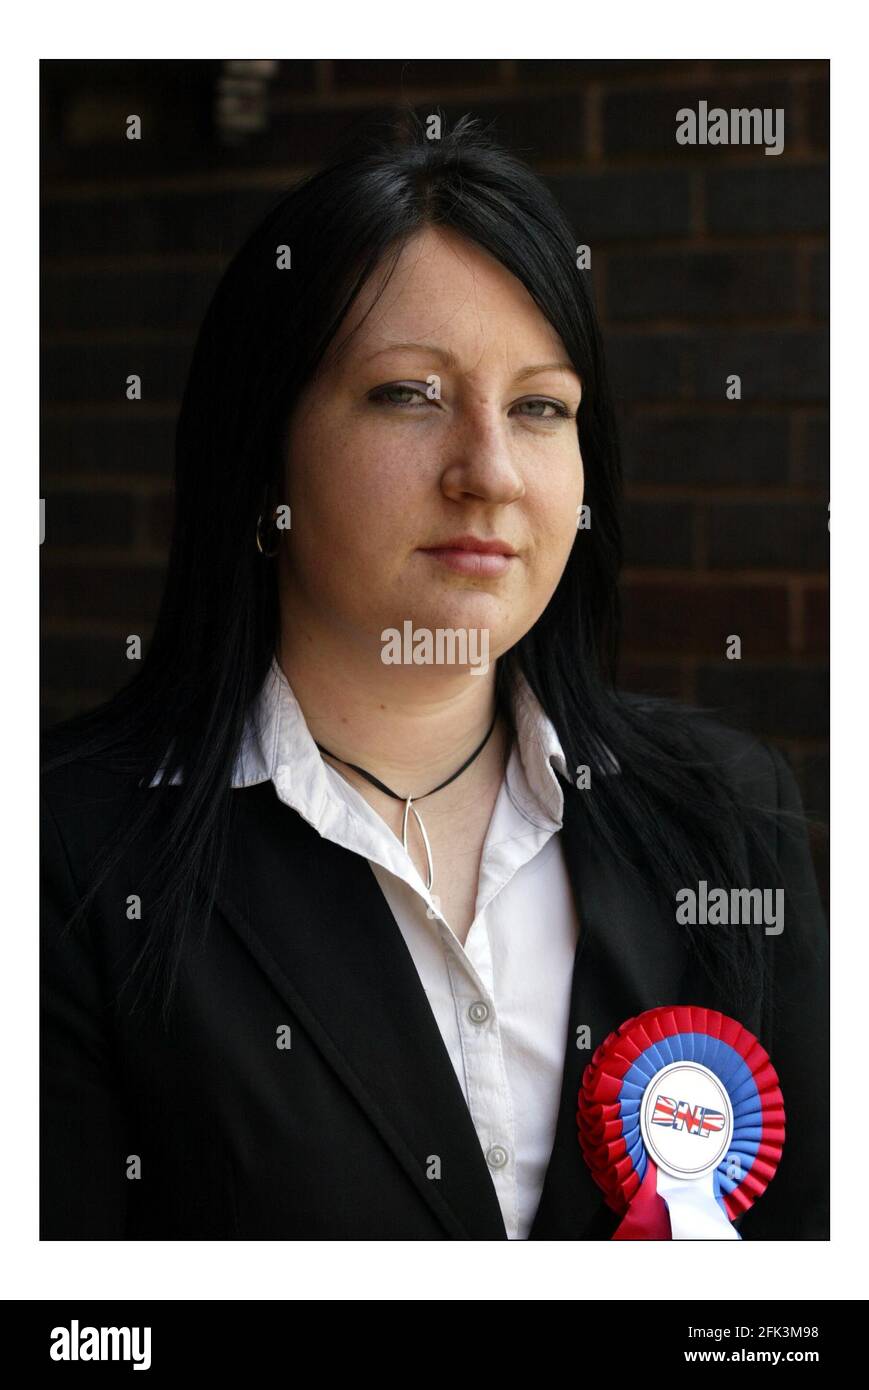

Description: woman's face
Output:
[279,224,584,672]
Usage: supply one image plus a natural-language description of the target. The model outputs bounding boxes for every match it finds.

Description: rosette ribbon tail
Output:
[655,1167,741,1240]
[612,1158,672,1240]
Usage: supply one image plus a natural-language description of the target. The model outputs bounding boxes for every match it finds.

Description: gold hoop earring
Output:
[255,512,281,558]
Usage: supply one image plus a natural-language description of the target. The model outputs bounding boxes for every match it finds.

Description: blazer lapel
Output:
[216,780,508,1239]
[529,773,703,1239]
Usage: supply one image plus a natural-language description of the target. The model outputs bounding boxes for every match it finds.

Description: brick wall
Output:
[40,58,829,892]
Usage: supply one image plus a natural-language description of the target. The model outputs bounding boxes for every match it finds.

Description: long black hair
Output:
[43,109,784,1024]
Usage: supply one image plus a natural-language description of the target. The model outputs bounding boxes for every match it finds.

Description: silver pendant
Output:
[402,795,434,893]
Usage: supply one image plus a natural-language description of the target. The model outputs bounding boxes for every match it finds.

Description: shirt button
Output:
[486,1145,509,1170]
[468,1001,489,1024]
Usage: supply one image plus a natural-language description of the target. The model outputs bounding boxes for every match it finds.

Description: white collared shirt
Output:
[177,657,581,1239]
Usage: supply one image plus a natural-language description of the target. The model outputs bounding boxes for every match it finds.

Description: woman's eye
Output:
[368,385,576,419]
[514,398,574,420]
[369,383,430,408]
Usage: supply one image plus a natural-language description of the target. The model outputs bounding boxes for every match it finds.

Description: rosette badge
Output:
[577,1005,785,1240]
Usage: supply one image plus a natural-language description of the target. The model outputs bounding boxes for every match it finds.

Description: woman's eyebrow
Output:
[362,340,459,367]
[362,340,580,384]
[514,361,581,384]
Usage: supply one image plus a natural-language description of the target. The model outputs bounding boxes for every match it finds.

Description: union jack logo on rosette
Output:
[577,1005,785,1239]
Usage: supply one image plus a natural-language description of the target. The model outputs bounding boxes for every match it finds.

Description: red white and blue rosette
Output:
[577,1005,785,1240]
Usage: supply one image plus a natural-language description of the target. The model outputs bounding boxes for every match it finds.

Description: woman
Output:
[41,113,828,1240]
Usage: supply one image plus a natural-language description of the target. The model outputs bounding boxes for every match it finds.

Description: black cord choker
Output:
[314,708,499,894]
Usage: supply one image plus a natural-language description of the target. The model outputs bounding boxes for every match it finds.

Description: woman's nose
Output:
[439,406,525,505]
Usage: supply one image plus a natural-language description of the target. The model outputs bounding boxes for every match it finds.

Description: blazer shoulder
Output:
[616,691,782,804]
[41,740,152,879]
[686,713,781,803]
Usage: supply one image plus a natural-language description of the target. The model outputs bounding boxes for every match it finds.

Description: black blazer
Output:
[41,720,829,1240]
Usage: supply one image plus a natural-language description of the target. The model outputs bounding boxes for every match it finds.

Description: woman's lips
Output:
[420,547,514,577]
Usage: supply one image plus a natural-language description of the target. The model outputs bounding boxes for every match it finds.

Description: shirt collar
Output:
[505,665,571,825]
[150,655,611,830]
[231,655,568,814]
